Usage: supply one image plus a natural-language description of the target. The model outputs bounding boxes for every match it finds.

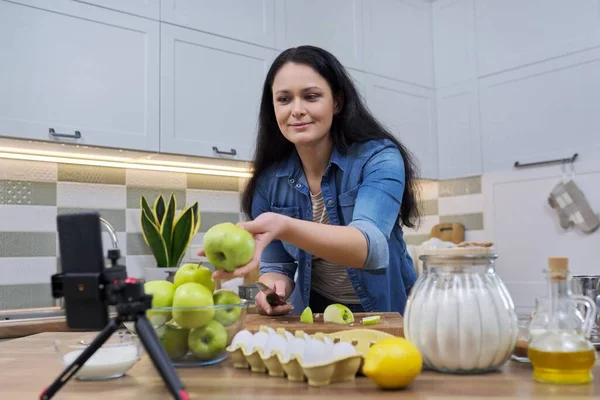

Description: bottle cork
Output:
[548,257,568,280]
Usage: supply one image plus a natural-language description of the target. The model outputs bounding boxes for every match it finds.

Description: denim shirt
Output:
[251,138,417,315]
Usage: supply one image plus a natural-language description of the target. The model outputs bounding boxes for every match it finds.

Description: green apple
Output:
[174,263,216,292]
[156,321,190,360]
[300,306,314,324]
[172,282,215,329]
[203,222,255,272]
[144,280,175,326]
[213,289,243,327]
[323,303,355,324]
[188,320,228,361]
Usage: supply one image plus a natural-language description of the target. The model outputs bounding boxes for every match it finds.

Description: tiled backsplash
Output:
[0,159,243,310]
[0,158,484,310]
[403,176,485,245]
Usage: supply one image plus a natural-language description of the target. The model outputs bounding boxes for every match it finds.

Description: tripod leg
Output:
[40,318,121,400]
[135,316,189,400]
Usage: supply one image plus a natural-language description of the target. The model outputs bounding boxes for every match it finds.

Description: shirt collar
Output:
[275,145,348,178]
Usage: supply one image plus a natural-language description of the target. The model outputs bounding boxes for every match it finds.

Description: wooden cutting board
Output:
[244,312,403,337]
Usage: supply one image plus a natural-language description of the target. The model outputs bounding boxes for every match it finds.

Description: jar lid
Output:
[419,242,497,263]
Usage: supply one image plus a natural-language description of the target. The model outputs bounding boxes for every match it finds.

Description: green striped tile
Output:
[57,208,126,232]
[126,233,153,256]
[440,213,484,231]
[58,164,126,185]
[0,232,56,257]
[126,187,186,209]
[420,199,438,216]
[57,256,126,273]
[439,176,481,197]
[0,181,56,205]
[198,212,242,232]
[187,174,240,191]
[0,283,54,310]
[404,234,431,246]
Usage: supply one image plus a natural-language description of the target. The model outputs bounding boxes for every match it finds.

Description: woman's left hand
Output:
[200,212,288,280]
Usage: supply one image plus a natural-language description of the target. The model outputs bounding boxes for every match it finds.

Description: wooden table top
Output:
[1,332,599,399]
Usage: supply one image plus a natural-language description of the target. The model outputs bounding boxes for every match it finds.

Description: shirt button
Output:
[305,262,310,267]
[289,178,295,184]
[356,285,363,291]
[295,183,302,189]
[327,199,334,206]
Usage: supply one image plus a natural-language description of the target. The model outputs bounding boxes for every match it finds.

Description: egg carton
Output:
[226,326,393,386]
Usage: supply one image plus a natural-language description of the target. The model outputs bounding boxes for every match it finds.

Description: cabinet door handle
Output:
[49,128,81,139]
[212,146,237,156]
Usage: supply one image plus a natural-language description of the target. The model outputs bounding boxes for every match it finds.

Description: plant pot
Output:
[143,266,179,283]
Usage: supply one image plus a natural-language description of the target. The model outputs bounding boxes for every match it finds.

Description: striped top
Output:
[310,191,361,304]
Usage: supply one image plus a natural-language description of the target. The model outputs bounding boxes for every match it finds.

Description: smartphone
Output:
[56,211,109,329]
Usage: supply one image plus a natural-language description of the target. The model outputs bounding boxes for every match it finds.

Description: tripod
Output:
[40,250,190,400]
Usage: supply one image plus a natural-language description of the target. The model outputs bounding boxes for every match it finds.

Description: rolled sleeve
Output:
[259,261,297,281]
[349,219,389,271]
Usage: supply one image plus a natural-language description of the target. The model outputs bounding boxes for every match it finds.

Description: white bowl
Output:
[54,330,142,381]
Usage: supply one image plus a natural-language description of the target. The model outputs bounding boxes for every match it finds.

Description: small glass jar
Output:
[403,246,518,374]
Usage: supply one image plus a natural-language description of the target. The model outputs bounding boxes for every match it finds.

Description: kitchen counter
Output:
[1,332,599,399]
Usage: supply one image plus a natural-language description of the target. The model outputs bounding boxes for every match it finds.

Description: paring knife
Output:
[255,281,288,306]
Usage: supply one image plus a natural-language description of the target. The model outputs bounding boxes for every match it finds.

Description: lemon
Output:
[362,337,423,390]
[362,315,381,326]
[299,306,313,323]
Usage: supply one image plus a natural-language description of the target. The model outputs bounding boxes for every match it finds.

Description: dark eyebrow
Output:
[274,86,322,95]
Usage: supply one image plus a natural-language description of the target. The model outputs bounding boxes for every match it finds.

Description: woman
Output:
[208,45,420,316]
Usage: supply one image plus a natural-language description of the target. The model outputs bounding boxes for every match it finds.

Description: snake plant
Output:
[140,194,200,268]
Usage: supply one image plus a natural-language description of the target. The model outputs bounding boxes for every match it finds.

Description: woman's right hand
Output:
[254,280,294,316]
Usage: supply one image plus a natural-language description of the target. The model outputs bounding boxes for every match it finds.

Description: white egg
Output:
[230,330,253,352]
[333,342,358,359]
[262,333,288,358]
[250,331,270,354]
[303,337,335,366]
[286,336,306,362]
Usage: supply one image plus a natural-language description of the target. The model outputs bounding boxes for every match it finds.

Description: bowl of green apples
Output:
[129,263,249,367]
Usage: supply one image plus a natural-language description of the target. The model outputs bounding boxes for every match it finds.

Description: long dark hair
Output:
[242,45,421,228]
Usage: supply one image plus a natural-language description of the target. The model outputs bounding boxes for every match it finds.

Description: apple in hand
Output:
[144,280,175,326]
[213,289,243,327]
[203,222,255,272]
[172,282,215,329]
[188,320,228,361]
[156,321,189,360]
[323,303,355,324]
[174,263,216,292]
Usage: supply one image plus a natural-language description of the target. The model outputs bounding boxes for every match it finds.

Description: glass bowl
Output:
[125,302,248,367]
[54,330,142,381]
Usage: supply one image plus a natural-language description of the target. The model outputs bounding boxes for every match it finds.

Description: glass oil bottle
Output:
[528,257,598,384]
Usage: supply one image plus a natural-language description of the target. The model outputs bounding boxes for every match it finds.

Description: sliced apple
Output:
[323,303,354,324]
[362,315,381,326]
[299,306,314,323]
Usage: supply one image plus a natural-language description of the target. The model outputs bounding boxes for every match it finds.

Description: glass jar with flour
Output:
[403,245,518,374]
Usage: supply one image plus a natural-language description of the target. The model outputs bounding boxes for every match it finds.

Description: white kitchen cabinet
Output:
[160,0,275,48]
[432,0,477,89]
[346,68,368,105]
[436,81,482,179]
[0,0,160,152]
[474,0,600,77]
[482,164,600,311]
[364,73,438,180]
[160,24,276,161]
[72,0,160,20]
[363,0,434,88]
[479,48,600,173]
[274,0,363,71]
